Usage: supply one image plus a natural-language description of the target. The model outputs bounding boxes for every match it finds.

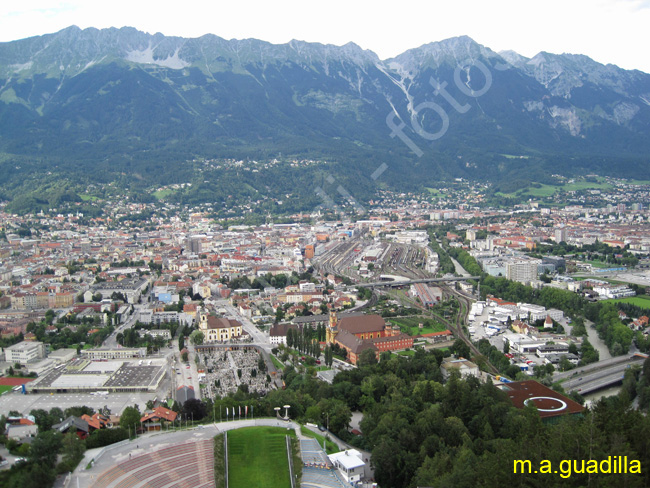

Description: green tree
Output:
[579,338,599,365]
[358,348,378,367]
[451,338,471,359]
[59,432,86,473]
[189,330,204,346]
[30,430,63,466]
[120,405,141,435]
[275,308,285,322]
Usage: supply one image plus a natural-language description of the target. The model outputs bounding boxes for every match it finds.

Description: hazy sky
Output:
[2,0,650,72]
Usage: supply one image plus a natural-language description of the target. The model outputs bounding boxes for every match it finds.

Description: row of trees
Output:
[426,228,455,275]
[447,247,482,277]
[286,328,321,358]
[534,239,640,267]
[589,302,635,356]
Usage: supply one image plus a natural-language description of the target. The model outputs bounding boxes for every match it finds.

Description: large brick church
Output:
[326,311,413,364]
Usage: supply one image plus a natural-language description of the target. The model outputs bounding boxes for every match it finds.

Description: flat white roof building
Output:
[329,449,366,484]
[5,341,47,365]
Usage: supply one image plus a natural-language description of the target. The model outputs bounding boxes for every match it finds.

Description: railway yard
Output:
[313,237,433,281]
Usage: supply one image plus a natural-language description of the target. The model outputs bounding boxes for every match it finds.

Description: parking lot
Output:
[0,390,155,415]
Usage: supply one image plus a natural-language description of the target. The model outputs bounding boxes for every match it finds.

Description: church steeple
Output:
[198,306,208,331]
[329,310,338,329]
[326,310,339,343]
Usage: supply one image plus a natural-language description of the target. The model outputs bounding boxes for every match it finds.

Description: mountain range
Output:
[1,26,649,213]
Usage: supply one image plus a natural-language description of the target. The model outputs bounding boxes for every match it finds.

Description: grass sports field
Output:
[496,177,613,199]
[605,295,650,309]
[0,385,13,395]
[228,426,295,488]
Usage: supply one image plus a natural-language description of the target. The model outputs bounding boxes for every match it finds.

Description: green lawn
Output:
[270,355,285,370]
[300,426,339,454]
[563,180,611,191]
[153,188,175,200]
[0,385,13,395]
[496,178,613,199]
[389,316,447,336]
[228,427,294,488]
[585,260,613,269]
[396,350,415,357]
[604,296,650,309]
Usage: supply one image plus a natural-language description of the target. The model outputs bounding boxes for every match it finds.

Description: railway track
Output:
[437,284,498,374]
[316,239,498,373]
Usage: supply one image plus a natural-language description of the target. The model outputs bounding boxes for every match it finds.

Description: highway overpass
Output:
[563,354,647,395]
[350,276,480,289]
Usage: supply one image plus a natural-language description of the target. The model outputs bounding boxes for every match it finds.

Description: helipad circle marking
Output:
[523,396,567,412]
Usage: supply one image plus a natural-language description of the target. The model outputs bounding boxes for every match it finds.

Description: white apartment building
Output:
[506,259,540,284]
[5,341,47,365]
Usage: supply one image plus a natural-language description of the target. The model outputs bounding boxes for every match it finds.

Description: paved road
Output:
[450,256,471,277]
[553,354,640,381]
[585,319,612,361]
[563,357,645,393]
[175,334,202,400]
[102,292,151,349]
[103,313,137,349]
[217,300,271,351]
[568,371,627,395]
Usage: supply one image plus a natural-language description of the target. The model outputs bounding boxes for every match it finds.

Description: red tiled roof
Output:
[337,314,385,335]
[419,330,452,337]
[501,380,584,419]
[140,406,178,423]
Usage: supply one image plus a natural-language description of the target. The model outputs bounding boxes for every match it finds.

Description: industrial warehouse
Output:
[26,357,167,394]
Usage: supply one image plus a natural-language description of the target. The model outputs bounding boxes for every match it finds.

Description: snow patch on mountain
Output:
[498,50,528,67]
[548,106,582,135]
[375,61,416,120]
[125,45,188,69]
[613,102,639,124]
[10,61,33,73]
[524,100,544,112]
